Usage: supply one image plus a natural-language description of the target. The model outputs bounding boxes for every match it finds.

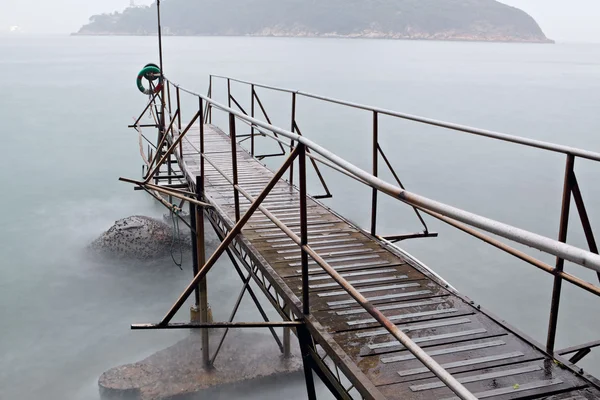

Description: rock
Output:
[99,330,302,400]
[90,216,190,260]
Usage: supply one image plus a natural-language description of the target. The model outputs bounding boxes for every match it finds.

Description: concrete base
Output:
[99,330,301,400]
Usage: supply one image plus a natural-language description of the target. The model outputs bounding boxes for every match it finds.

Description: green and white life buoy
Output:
[137,64,163,95]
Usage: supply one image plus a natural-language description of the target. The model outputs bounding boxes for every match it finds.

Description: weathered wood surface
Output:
[172,124,600,400]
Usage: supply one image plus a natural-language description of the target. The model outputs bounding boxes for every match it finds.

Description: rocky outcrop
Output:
[90,216,189,260]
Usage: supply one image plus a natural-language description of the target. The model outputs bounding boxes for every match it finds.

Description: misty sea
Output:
[1,35,600,399]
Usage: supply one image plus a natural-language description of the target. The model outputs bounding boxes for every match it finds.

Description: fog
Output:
[1,0,600,42]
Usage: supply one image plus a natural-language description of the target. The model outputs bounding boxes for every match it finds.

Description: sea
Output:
[1,35,600,399]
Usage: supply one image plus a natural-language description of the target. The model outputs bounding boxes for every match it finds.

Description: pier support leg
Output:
[297,324,318,400]
[190,177,211,367]
[283,305,291,358]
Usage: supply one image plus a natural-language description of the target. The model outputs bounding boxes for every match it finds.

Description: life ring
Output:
[137,65,163,95]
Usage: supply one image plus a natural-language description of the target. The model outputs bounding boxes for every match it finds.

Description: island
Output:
[76,0,552,43]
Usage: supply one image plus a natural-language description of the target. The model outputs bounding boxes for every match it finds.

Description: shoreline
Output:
[71,31,555,44]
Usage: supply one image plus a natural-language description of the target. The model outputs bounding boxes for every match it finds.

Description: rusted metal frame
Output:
[196,92,600,274]
[221,246,285,353]
[229,113,241,222]
[558,340,600,357]
[176,86,182,158]
[120,177,213,209]
[143,111,200,184]
[210,271,255,364]
[189,190,201,308]
[205,201,385,399]
[205,211,285,317]
[297,324,318,400]
[289,93,297,185]
[416,207,600,297]
[380,232,439,242]
[202,80,211,123]
[167,81,172,115]
[144,109,180,177]
[155,148,301,326]
[140,187,191,231]
[199,97,205,196]
[133,90,161,127]
[202,156,303,247]
[371,111,379,236]
[547,154,576,354]
[377,143,429,233]
[195,176,210,366]
[243,123,371,185]
[569,348,591,364]
[156,0,165,136]
[305,345,353,400]
[154,174,186,181]
[229,94,248,117]
[251,84,256,156]
[294,120,333,200]
[301,245,477,400]
[132,321,303,330]
[227,78,232,107]
[299,144,310,315]
[252,89,287,156]
[571,173,600,283]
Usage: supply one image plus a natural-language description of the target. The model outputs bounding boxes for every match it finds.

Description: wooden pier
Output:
[123,73,600,400]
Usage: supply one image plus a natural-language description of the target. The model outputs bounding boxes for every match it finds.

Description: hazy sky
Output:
[1,0,599,42]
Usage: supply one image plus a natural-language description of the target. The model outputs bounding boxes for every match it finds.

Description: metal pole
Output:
[208,75,213,124]
[547,154,575,353]
[289,92,297,185]
[195,175,210,367]
[571,173,600,283]
[283,305,291,358]
[371,111,378,236]
[176,86,182,157]
[299,144,309,315]
[297,324,318,400]
[189,198,200,308]
[199,98,205,194]
[156,0,165,135]
[251,84,255,156]
[230,113,241,222]
[227,78,232,108]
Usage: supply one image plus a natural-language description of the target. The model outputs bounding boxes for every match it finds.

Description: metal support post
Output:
[251,84,255,156]
[283,305,291,358]
[547,154,575,353]
[289,92,297,185]
[297,324,318,400]
[230,113,241,221]
[195,175,210,367]
[371,111,378,236]
[299,144,309,315]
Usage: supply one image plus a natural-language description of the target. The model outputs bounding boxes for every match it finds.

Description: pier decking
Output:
[169,124,599,400]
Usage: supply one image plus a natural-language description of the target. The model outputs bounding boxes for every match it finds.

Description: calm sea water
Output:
[1,35,600,399]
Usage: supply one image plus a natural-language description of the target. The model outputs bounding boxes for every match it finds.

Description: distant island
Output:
[76,0,553,43]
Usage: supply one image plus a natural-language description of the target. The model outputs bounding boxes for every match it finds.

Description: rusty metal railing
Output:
[208,74,600,356]
[125,75,600,400]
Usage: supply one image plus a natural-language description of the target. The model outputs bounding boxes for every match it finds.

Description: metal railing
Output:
[126,75,600,400]
[207,74,600,355]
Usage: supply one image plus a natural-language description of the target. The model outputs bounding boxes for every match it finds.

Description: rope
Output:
[170,208,183,270]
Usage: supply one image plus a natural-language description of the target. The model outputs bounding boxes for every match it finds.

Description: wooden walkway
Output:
[174,124,600,400]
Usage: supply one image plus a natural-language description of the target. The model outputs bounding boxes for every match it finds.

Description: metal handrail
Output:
[133,76,600,400]
[211,74,600,162]
[166,76,600,274]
